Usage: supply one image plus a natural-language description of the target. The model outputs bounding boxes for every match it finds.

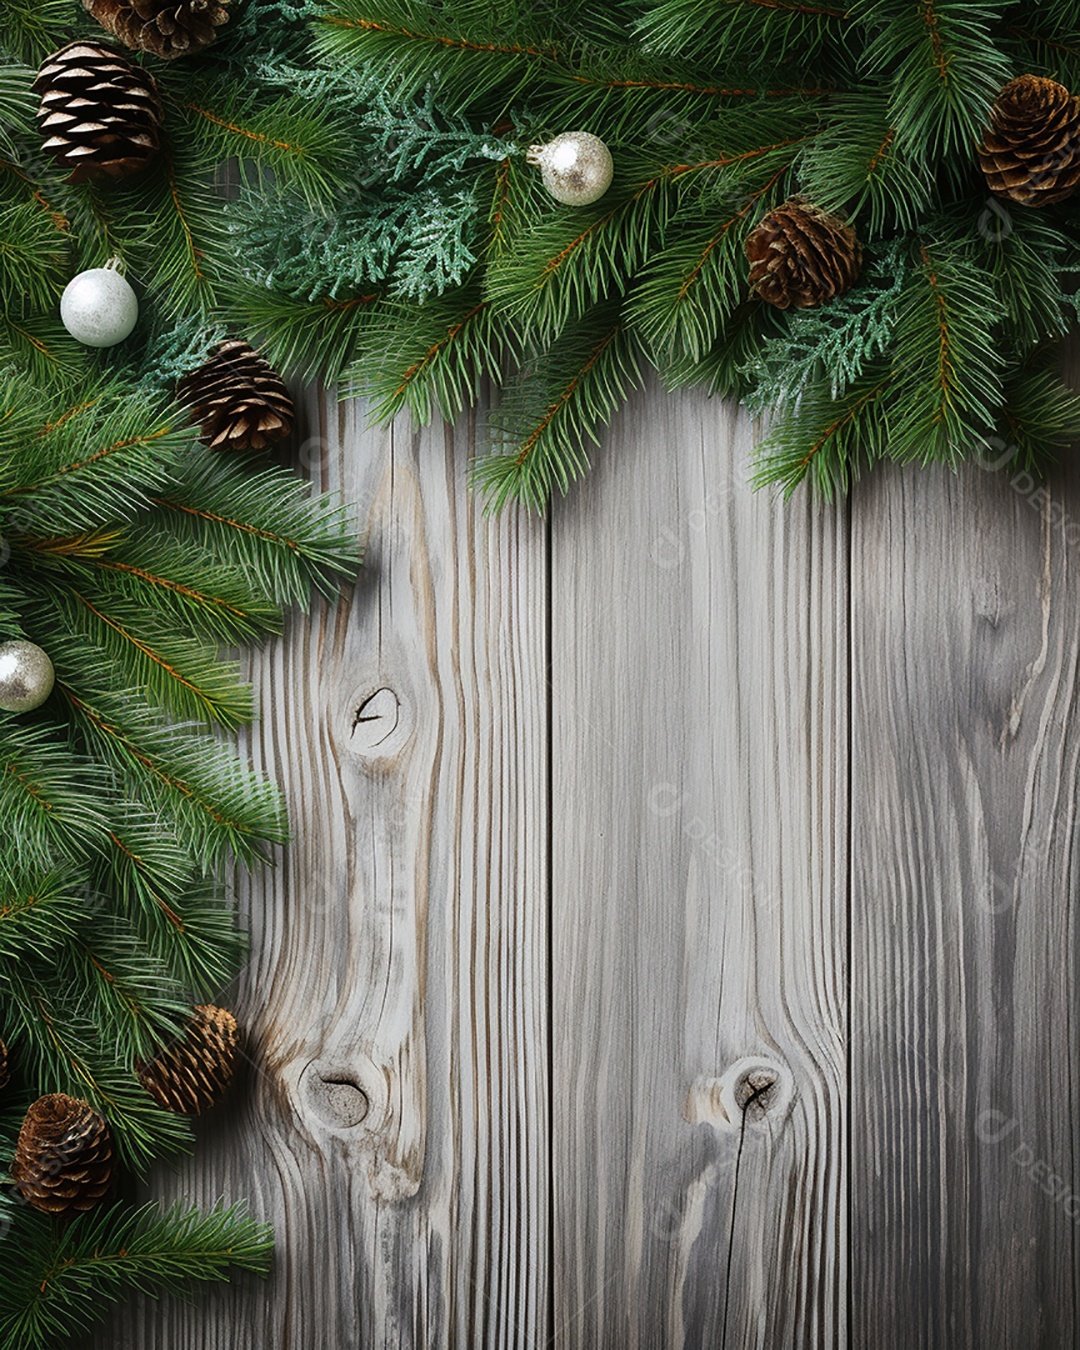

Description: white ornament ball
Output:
[0,640,55,713]
[527,131,614,206]
[60,265,139,348]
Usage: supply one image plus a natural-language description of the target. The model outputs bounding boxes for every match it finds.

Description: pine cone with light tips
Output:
[137,1004,239,1115]
[0,1038,9,1093]
[12,1093,115,1214]
[34,42,162,184]
[979,75,1080,207]
[745,199,862,311]
[84,0,231,61]
[178,342,295,452]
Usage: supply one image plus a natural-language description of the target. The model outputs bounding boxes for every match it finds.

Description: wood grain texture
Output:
[96,376,1080,1349]
[99,388,549,1348]
[550,381,849,1348]
[850,457,1080,1348]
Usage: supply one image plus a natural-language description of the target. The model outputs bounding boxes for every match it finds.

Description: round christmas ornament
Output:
[12,1093,116,1214]
[978,75,1080,208]
[137,1004,240,1115]
[84,0,232,60]
[745,198,863,311]
[60,261,139,348]
[0,639,55,713]
[527,131,613,206]
[34,41,163,183]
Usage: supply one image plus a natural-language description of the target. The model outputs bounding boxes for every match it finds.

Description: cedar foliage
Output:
[233,0,1080,503]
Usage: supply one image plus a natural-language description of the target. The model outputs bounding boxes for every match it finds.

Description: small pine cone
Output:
[0,1038,9,1093]
[12,1094,115,1215]
[34,42,162,184]
[745,198,862,311]
[84,0,232,61]
[979,75,1080,208]
[137,1004,239,1115]
[177,341,295,452]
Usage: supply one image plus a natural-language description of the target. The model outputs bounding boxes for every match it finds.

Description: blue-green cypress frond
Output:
[740,241,907,414]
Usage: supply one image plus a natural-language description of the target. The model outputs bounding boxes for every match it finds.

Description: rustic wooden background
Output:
[100,378,1080,1348]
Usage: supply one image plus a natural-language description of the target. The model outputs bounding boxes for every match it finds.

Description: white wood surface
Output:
[550,384,847,1347]
[102,388,549,1347]
[100,381,1080,1348]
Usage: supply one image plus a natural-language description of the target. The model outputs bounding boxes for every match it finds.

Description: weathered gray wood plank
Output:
[101,389,549,1347]
[550,381,849,1347]
[851,457,1080,1347]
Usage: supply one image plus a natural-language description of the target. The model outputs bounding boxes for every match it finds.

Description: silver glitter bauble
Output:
[527,131,614,206]
[60,261,138,348]
[0,640,55,713]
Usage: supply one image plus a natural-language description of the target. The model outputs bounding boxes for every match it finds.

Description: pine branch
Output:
[0,1202,272,1350]
[354,285,511,424]
[472,308,644,510]
[854,0,1011,164]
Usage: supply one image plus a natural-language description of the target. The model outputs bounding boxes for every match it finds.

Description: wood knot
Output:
[685,1057,794,1133]
[735,1067,779,1121]
[351,687,400,751]
[301,1061,371,1130]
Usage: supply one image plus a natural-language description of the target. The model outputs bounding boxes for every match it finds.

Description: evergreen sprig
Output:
[225,0,1080,505]
[0,3,359,1344]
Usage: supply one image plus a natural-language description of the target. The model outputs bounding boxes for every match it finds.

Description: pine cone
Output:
[34,42,162,184]
[745,198,862,311]
[177,341,295,452]
[137,1004,239,1115]
[979,75,1080,208]
[12,1094,115,1215]
[84,0,232,61]
[0,1038,9,1093]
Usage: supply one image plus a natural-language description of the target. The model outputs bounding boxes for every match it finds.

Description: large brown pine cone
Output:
[137,1004,239,1115]
[177,341,295,453]
[745,199,862,311]
[34,42,162,184]
[12,1094,115,1215]
[979,75,1080,207]
[84,0,232,61]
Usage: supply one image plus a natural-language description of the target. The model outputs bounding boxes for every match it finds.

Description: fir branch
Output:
[854,0,1011,164]
[0,1202,271,1350]
[472,310,644,510]
[354,285,511,423]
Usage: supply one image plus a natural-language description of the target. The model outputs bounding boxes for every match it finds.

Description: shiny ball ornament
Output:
[60,262,138,347]
[0,640,55,713]
[527,131,614,206]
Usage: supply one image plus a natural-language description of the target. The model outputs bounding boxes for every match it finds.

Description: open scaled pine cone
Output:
[84,0,232,60]
[745,198,862,311]
[137,1004,240,1115]
[178,341,295,453]
[34,41,162,184]
[979,75,1080,208]
[11,1093,115,1215]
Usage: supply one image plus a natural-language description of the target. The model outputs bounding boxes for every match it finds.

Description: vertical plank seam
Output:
[546,503,555,1350]
[845,483,854,1350]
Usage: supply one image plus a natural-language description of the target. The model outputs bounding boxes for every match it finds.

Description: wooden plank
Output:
[100,388,550,1347]
[550,380,849,1347]
[850,458,1080,1347]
